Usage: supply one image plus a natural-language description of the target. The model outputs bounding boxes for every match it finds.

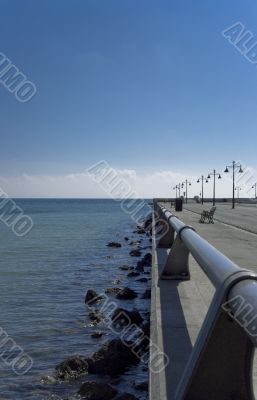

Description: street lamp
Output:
[181,180,191,204]
[252,183,257,198]
[224,161,243,209]
[207,170,222,206]
[197,175,209,205]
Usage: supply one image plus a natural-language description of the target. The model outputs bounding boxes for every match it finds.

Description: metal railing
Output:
[155,202,257,400]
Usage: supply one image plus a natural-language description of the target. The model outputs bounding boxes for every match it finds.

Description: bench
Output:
[199,206,216,224]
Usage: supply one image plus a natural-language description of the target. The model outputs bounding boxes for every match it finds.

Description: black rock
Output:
[86,339,139,376]
[124,237,129,241]
[91,331,104,339]
[85,290,103,304]
[129,249,142,257]
[129,240,140,246]
[142,322,150,337]
[141,289,151,299]
[133,226,145,234]
[89,310,104,324]
[136,253,152,270]
[78,381,117,400]
[143,216,152,230]
[135,381,148,391]
[112,308,143,326]
[127,271,140,278]
[116,287,138,300]
[119,265,131,271]
[55,356,88,380]
[115,394,138,400]
[107,242,122,248]
[136,278,148,283]
[105,287,122,295]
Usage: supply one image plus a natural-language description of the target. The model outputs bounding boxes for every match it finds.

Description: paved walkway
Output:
[150,202,257,400]
[184,202,257,234]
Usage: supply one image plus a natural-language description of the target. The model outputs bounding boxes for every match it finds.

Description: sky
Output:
[1,0,257,198]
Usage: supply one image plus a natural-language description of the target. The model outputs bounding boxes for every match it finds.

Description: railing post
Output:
[161,234,190,280]
[175,271,257,400]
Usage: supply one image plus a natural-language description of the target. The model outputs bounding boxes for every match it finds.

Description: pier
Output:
[150,200,257,400]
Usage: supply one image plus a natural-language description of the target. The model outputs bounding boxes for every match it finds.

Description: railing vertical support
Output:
[161,234,190,280]
[175,271,257,400]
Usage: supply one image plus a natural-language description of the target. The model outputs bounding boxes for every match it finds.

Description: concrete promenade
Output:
[150,201,257,400]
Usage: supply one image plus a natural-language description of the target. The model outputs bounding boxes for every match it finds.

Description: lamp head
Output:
[207,174,211,179]
[197,179,200,183]
[224,167,229,173]
[218,174,222,179]
[239,166,243,173]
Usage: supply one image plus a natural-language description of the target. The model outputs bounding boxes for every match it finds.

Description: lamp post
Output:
[224,161,243,209]
[174,183,182,198]
[235,186,242,199]
[197,175,209,205]
[181,180,191,204]
[207,170,222,206]
[252,183,257,198]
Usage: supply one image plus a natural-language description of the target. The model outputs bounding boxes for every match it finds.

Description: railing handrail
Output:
[160,205,241,289]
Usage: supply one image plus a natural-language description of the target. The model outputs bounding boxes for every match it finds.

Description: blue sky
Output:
[1,0,257,196]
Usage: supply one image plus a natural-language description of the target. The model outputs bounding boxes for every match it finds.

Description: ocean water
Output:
[0,199,152,400]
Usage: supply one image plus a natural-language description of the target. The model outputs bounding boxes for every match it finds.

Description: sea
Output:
[0,199,152,400]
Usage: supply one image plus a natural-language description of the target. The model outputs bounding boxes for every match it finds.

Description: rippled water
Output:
[0,199,151,399]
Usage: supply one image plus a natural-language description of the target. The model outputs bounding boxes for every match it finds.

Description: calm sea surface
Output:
[0,199,151,400]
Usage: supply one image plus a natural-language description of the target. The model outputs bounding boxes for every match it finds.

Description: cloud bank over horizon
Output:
[0,166,256,199]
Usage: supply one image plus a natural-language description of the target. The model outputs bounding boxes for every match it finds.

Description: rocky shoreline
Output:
[45,214,153,400]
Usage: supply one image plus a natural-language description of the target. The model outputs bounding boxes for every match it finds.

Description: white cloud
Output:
[0,166,256,199]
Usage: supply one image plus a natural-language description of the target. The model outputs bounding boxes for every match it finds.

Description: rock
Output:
[105,287,122,295]
[143,216,152,230]
[124,237,129,241]
[85,290,102,304]
[142,322,150,337]
[133,226,145,234]
[89,310,104,324]
[112,308,143,326]
[135,381,148,391]
[107,242,122,248]
[78,381,117,399]
[91,331,104,339]
[86,339,139,375]
[136,278,148,283]
[55,356,88,380]
[129,249,142,257]
[135,263,144,272]
[119,265,131,271]
[129,240,141,246]
[136,253,152,270]
[116,287,138,300]
[115,394,138,400]
[141,289,151,299]
[112,279,121,285]
[127,271,140,278]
